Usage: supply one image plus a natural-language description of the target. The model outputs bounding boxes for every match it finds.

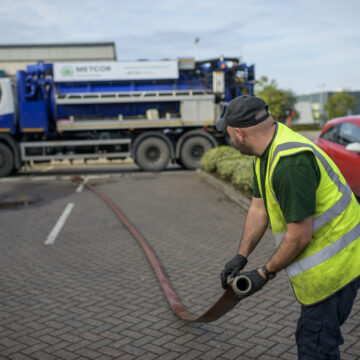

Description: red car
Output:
[314,116,360,197]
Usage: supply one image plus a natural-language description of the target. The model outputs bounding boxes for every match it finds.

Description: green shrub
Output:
[200,146,240,172]
[231,159,253,191]
[291,123,321,131]
[201,145,254,192]
[217,157,242,180]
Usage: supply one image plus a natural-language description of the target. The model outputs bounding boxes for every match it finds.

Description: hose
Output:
[72,176,245,322]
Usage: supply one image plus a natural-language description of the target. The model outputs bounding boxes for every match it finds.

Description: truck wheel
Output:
[135,137,170,171]
[0,143,14,177]
[180,136,213,170]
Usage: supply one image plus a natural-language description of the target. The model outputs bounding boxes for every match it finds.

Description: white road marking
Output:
[0,177,21,182]
[76,176,89,193]
[45,203,74,245]
[32,176,57,181]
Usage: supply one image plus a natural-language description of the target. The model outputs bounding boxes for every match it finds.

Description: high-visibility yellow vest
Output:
[255,123,360,305]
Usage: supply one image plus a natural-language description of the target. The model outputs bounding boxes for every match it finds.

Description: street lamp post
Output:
[194,38,199,60]
[318,83,326,125]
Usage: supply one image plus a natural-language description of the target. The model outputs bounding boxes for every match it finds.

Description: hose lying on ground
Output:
[72,176,252,322]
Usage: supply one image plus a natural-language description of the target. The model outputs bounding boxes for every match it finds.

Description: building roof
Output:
[0,42,116,62]
[0,42,115,49]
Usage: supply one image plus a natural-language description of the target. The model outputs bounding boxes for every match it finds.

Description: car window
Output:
[321,124,339,142]
[338,122,360,145]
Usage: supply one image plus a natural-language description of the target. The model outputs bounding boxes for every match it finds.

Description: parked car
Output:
[314,116,360,197]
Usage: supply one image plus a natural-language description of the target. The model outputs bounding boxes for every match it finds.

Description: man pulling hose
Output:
[218,95,360,360]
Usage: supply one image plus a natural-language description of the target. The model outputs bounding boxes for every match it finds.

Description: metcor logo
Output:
[61,66,74,78]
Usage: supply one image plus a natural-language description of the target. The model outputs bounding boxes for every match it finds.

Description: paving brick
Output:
[98,346,125,357]
[121,344,146,357]
[142,343,169,356]
[176,349,203,359]
[173,333,196,345]
[96,356,113,360]
[266,343,293,357]
[224,345,252,360]
[51,349,79,360]
[135,353,158,360]
[163,341,190,353]
[153,335,177,346]
[1,344,28,356]
[199,347,226,360]
[75,348,103,359]
[156,351,181,360]
[243,344,268,358]
[26,352,57,360]
[118,355,135,360]
[259,354,285,360]
[20,343,48,355]
[88,338,113,350]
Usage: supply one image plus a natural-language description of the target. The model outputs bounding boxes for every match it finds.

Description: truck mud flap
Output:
[72,176,242,323]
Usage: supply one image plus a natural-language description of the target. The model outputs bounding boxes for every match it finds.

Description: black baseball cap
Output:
[216,95,270,131]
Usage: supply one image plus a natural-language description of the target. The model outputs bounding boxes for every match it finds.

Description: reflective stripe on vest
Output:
[269,141,356,278]
[286,221,360,278]
[272,142,353,248]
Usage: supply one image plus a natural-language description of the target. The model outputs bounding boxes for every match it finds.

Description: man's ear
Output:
[234,128,245,141]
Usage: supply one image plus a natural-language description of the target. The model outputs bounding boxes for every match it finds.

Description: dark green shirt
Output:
[253,133,321,223]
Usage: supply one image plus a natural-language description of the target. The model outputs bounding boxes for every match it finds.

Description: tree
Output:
[255,76,297,122]
[324,92,356,120]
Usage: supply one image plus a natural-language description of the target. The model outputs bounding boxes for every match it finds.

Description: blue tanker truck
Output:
[0,56,254,176]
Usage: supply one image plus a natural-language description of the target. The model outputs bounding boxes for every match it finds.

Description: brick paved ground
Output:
[0,172,359,359]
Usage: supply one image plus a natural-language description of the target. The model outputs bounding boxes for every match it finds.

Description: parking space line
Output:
[32,176,57,181]
[75,176,89,193]
[0,177,22,182]
[45,203,74,245]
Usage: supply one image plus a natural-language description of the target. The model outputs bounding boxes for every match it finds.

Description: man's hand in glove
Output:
[235,268,268,297]
[220,254,248,289]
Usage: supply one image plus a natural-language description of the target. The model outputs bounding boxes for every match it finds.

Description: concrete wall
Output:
[295,101,314,124]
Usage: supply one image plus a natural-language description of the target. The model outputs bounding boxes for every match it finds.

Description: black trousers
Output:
[296,277,360,359]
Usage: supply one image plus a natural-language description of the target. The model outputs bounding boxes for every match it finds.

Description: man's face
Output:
[227,126,255,156]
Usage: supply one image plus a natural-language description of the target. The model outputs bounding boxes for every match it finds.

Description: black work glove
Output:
[235,269,267,297]
[220,254,247,289]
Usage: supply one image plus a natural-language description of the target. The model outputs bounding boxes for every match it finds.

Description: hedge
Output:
[200,146,254,192]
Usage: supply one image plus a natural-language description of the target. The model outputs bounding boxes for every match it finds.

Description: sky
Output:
[0,0,359,95]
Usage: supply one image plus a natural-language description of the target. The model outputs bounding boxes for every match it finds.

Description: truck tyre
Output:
[0,143,14,177]
[135,137,170,172]
[180,136,213,170]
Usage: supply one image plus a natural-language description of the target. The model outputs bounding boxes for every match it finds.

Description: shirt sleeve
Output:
[252,162,262,198]
[272,151,320,223]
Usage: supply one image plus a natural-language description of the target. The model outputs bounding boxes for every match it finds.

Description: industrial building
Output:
[295,90,360,124]
[0,42,116,78]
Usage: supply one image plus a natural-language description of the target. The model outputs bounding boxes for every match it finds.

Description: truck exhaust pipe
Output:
[230,274,252,297]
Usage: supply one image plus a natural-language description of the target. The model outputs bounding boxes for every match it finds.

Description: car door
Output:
[316,122,360,195]
[335,122,360,194]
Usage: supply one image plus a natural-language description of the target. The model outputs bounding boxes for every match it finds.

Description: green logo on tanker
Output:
[61,66,74,78]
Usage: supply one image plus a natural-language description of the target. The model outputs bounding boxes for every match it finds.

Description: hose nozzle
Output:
[229,274,252,296]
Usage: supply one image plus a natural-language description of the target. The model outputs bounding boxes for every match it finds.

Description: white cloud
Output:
[0,0,359,93]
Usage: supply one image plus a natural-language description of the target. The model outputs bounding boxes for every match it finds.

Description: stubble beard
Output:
[232,136,254,156]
